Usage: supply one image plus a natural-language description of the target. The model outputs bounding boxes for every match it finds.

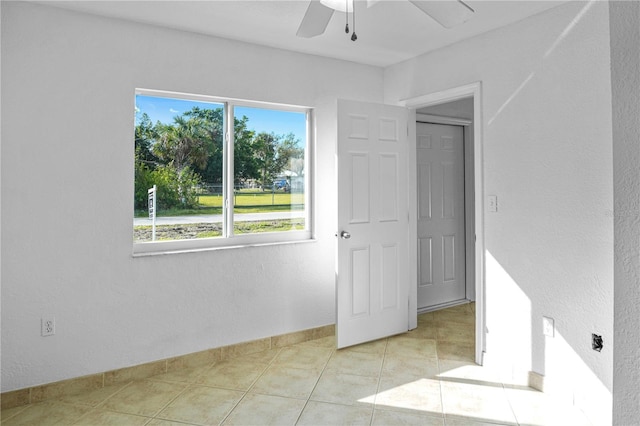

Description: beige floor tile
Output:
[437,341,475,362]
[437,360,502,387]
[250,365,322,399]
[195,360,267,391]
[376,372,443,415]
[104,361,166,386]
[296,335,336,349]
[434,311,475,326]
[221,338,271,360]
[439,304,473,315]
[437,323,475,344]
[4,299,588,426]
[418,312,436,321]
[222,393,306,426]
[272,345,333,370]
[99,380,186,417]
[156,384,243,425]
[234,348,281,364]
[405,325,438,339]
[0,406,29,423]
[2,401,91,426]
[326,350,384,377]
[372,408,444,425]
[56,383,130,408]
[147,419,201,426]
[440,381,517,425]
[382,353,439,379]
[310,371,379,406]
[166,348,221,372]
[418,318,438,332]
[444,417,511,426]
[387,336,437,359]
[73,408,150,425]
[31,375,104,405]
[297,401,373,425]
[504,386,592,426]
[341,338,388,355]
[149,365,210,384]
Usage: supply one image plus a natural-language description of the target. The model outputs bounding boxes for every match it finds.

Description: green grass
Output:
[134,192,305,218]
[199,192,305,207]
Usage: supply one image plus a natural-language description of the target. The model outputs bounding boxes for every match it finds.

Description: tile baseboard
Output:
[0,324,335,411]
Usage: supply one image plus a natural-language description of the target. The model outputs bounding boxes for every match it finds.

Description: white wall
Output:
[610,1,640,424]
[0,2,384,392]
[385,2,614,423]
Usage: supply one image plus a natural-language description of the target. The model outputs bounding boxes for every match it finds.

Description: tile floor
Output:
[1,303,592,425]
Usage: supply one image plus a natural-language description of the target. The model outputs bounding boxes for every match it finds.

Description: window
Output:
[134,90,312,254]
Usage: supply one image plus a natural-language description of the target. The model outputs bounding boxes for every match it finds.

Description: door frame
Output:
[399,82,485,365]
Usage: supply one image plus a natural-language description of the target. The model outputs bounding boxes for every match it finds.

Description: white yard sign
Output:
[148,185,157,241]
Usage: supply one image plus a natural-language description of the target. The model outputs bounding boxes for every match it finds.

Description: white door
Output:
[336,99,410,349]
[417,122,466,310]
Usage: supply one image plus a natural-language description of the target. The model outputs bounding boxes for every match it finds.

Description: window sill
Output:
[132,231,316,257]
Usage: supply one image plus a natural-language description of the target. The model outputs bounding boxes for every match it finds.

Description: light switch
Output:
[543,316,555,337]
[488,195,498,212]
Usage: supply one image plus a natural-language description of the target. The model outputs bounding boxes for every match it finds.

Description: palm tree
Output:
[153,116,208,173]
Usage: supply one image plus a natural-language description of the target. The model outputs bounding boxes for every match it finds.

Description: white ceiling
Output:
[40,0,566,67]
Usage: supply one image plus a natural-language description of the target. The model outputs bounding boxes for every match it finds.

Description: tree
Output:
[134,146,154,210]
[181,107,256,187]
[153,115,208,173]
[183,107,224,184]
[233,115,257,185]
[277,133,304,177]
[251,132,285,190]
[134,112,158,165]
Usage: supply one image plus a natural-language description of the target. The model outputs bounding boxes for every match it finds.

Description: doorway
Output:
[400,82,485,364]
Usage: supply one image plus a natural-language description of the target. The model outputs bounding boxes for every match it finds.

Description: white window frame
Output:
[133,89,314,256]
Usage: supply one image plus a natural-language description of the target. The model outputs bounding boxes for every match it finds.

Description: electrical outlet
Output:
[592,333,603,352]
[41,316,55,337]
[543,316,555,337]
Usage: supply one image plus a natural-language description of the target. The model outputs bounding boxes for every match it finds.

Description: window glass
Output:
[133,92,310,250]
[233,106,306,235]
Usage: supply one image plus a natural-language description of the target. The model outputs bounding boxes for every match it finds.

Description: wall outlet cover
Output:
[543,316,555,337]
[41,316,55,337]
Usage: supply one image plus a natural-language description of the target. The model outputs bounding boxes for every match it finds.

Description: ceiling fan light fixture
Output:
[320,0,352,13]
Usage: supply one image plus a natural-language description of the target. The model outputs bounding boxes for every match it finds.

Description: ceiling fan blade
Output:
[409,0,475,28]
[297,1,335,38]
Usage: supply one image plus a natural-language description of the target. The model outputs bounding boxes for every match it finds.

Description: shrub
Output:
[134,151,154,210]
[134,154,201,211]
[151,164,201,210]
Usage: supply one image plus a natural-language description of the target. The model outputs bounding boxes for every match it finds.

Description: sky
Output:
[135,94,306,146]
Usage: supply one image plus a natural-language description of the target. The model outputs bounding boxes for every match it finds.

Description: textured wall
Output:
[610,1,640,424]
[1,2,383,391]
[385,2,614,423]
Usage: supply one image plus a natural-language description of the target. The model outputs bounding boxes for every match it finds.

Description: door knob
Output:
[340,231,351,240]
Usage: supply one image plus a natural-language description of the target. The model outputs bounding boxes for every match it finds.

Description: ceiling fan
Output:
[297,0,475,39]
